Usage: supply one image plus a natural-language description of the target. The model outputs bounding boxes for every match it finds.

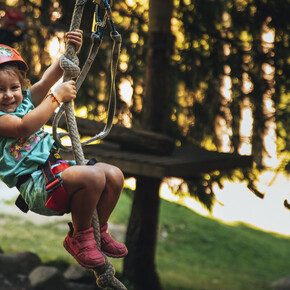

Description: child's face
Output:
[0,70,23,113]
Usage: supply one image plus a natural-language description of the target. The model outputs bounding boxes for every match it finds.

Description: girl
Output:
[0,30,127,269]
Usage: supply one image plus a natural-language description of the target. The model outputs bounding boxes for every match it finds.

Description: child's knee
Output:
[86,167,106,190]
[107,166,124,190]
[64,166,106,193]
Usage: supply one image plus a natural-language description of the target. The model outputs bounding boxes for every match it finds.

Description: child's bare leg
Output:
[94,163,124,227]
[61,165,107,268]
[93,163,128,258]
[61,165,106,234]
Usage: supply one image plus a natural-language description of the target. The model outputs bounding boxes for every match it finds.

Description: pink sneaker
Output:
[100,223,128,258]
[63,223,105,268]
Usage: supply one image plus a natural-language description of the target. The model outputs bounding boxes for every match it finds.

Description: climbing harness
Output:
[15,149,70,214]
[51,1,126,289]
[15,149,99,214]
[41,152,71,213]
[42,153,98,213]
[52,0,121,152]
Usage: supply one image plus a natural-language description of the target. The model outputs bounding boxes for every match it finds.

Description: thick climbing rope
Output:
[52,3,121,151]
[58,0,126,289]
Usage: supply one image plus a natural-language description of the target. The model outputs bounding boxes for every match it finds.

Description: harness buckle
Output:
[45,176,63,193]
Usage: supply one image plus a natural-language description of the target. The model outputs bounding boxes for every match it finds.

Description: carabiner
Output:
[92,4,107,37]
[92,0,116,36]
[53,0,121,152]
[93,0,111,9]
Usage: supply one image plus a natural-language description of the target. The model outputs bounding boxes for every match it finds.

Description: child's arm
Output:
[30,29,83,107]
[0,81,76,138]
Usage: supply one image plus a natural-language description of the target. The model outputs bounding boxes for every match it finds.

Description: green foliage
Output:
[175,0,289,145]
[173,0,289,207]
[2,0,289,207]
[4,0,289,145]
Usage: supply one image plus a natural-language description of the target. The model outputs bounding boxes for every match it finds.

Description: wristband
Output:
[49,93,61,107]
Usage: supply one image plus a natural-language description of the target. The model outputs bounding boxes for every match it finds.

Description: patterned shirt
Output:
[0,90,54,187]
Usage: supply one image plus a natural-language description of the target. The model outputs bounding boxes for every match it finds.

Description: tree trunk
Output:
[123,177,162,290]
[142,0,174,134]
[123,1,173,289]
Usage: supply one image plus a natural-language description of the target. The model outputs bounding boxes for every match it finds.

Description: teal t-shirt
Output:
[0,90,55,188]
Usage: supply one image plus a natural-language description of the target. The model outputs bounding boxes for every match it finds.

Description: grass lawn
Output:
[1,188,290,290]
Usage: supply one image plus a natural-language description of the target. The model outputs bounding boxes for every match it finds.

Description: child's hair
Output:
[0,63,30,90]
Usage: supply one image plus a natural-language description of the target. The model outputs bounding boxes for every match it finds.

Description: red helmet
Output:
[0,44,28,71]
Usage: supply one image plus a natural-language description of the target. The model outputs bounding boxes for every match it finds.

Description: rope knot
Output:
[93,261,127,289]
[95,262,114,288]
[60,54,80,79]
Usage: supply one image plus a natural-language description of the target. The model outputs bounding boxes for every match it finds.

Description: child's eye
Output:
[12,85,21,90]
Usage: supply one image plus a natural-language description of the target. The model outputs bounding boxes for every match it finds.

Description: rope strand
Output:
[57,1,126,289]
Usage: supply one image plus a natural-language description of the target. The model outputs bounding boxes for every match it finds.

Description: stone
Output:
[270,276,290,289]
[0,251,41,275]
[64,264,95,283]
[64,264,88,280]
[66,281,99,290]
[29,266,68,290]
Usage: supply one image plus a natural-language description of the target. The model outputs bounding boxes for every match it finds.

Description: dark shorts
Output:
[18,160,76,216]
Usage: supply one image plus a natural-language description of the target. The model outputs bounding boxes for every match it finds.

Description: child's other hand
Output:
[65,29,83,53]
[54,80,76,103]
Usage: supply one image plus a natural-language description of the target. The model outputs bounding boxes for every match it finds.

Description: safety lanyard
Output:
[52,0,121,151]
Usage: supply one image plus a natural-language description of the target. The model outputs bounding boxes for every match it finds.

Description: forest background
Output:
[0,0,289,289]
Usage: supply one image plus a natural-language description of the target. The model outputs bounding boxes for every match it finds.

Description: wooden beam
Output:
[60,143,253,179]
[47,115,175,155]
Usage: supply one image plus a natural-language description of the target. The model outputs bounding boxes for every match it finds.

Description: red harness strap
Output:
[15,152,98,214]
[41,152,71,214]
[43,157,99,213]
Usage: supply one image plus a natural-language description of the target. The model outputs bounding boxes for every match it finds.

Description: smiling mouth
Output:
[3,102,16,107]
[1,102,16,110]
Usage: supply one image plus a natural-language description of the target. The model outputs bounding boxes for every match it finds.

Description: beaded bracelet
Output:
[48,92,61,107]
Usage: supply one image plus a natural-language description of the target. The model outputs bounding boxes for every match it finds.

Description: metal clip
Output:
[92,0,111,9]
[45,176,63,193]
[92,6,103,32]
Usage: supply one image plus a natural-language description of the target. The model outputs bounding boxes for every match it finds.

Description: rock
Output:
[29,266,68,290]
[270,276,290,289]
[64,264,95,283]
[0,273,32,289]
[66,281,100,290]
[0,251,41,275]
[0,250,109,289]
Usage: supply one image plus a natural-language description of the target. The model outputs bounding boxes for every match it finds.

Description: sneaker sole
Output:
[102,249,128,258]
[63,239,105,268]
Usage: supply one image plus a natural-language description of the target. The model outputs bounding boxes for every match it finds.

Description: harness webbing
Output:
[15,151,70,214]
[41,153,71,213]
[52,2,121,152]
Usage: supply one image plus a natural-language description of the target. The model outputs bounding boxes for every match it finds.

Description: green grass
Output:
[1,189,290,289]
[157,200,290,290]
